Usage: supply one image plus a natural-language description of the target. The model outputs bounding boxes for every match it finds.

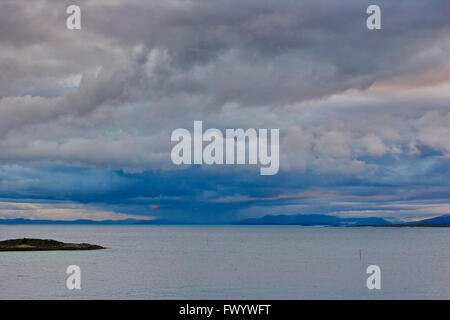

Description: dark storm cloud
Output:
[2,0,449,106]
[80,0,450,106]
[0,154,449,222]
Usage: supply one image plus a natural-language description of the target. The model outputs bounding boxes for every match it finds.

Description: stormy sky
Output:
[0,0,449,222]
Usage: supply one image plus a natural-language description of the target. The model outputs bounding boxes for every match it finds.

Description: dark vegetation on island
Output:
[0,238,105,251]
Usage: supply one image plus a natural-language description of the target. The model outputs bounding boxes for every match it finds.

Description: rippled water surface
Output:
[0,225,449,299]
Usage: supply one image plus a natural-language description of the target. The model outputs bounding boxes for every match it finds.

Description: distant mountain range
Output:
[235,214,392,226]
[405,214,450,227]
[236,214,450,227]
[0,214,449,226]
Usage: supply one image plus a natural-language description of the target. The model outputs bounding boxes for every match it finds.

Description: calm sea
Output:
[0,225,449,299]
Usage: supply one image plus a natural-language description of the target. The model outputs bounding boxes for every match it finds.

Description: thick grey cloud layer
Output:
[0,0,449,171]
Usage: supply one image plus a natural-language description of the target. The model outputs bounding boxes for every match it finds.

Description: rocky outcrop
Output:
[0,238,105,251]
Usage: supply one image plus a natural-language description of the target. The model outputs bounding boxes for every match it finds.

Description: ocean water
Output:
[0,225,448,299]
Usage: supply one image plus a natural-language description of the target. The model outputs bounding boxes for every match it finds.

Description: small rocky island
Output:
[0,238,105,251]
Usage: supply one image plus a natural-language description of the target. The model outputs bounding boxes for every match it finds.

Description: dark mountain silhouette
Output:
[0,214,448,226]
[399,214,450,227]
[409,214,450,225]
[235,214,393,226]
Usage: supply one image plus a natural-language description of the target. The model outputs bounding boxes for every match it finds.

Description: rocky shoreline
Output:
[0,238,106,251]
